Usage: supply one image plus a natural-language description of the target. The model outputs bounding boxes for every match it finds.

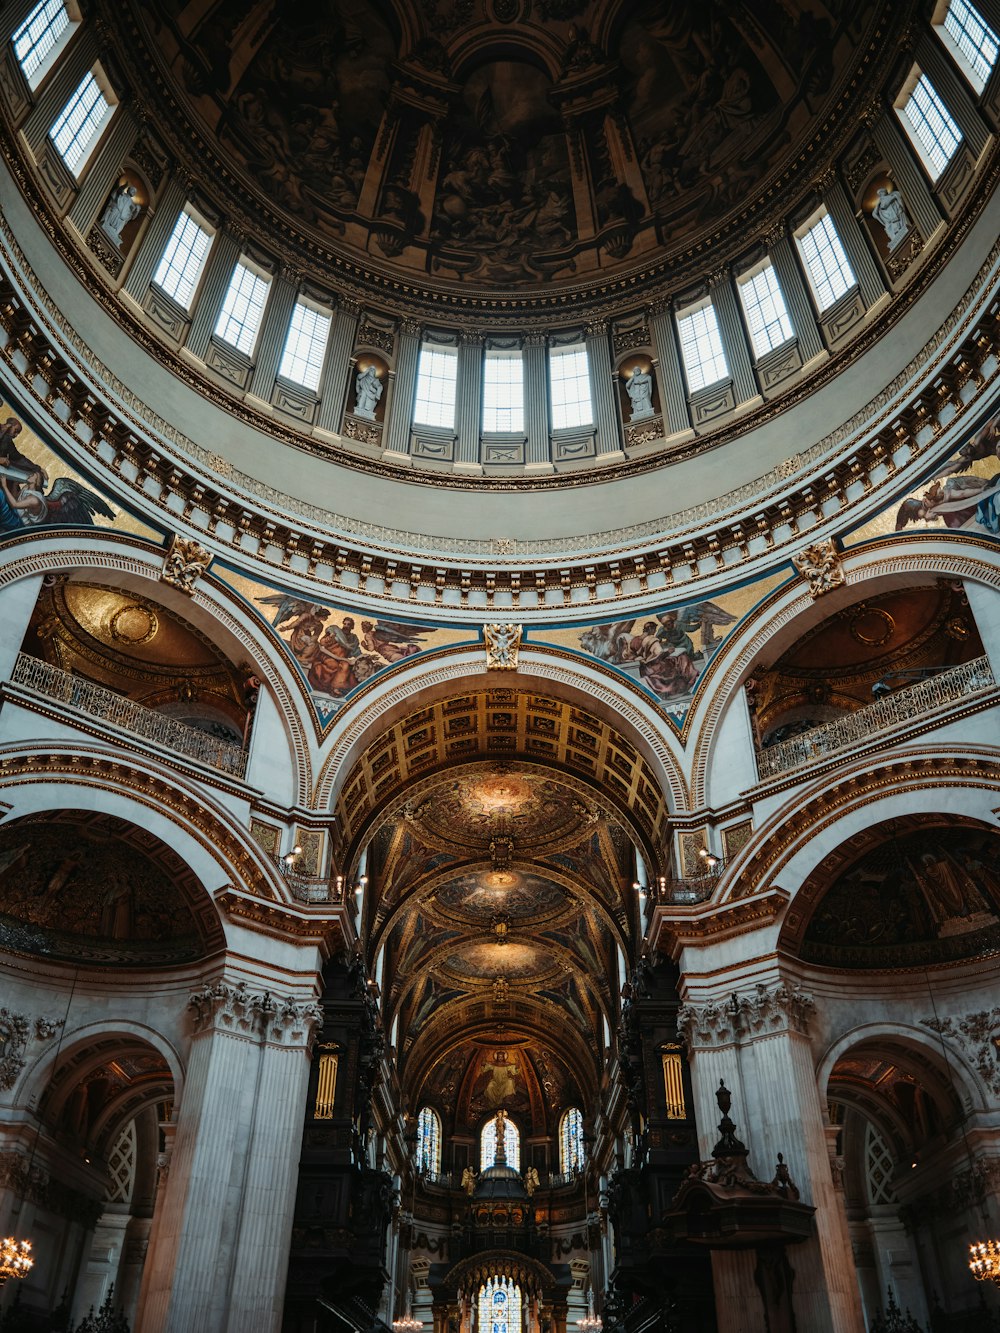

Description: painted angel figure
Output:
[0,464,114,533]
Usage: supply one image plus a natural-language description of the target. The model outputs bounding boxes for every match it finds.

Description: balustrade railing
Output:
[756,655,995,779]
[11,653,248,777]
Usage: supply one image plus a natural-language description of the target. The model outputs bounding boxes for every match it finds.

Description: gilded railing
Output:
[11,653,248,777]
[756,655,995,779]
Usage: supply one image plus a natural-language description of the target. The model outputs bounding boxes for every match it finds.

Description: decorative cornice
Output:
[189,980,323,1047]
[677,981,816,1052]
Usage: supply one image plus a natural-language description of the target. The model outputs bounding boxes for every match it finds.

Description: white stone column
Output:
[134,982,321,1333]
[679,982,866,1333]
[964,579,1000,668]
[0,575,43,679]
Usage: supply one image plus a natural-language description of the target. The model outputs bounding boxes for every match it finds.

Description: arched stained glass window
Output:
[559,1107,585,1174]
[416,1105,441,1175]
[480,1115,520,1170]
[478,1276,522,1333]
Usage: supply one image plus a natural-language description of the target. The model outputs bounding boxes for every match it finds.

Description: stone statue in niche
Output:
[870,185,910,252]
[100,182,141,247]
[624,365,654,421]
[354,364,383,420]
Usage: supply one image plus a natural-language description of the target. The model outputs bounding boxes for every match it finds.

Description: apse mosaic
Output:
[0,401,156,543]
[800,825,1000,969]
[530,573,786,727]
[848,404,1000,546]
[216,567,477,727]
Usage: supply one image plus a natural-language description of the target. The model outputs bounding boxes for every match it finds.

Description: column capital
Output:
[678,982,816,1052]
[188,981,322,1047]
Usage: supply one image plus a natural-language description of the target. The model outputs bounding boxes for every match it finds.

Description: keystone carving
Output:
[677,983,816,1052]
[791,539,845,599]
[161,533,212,595]
[484,623,522,670]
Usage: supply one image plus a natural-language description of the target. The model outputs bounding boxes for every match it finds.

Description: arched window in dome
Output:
[548,342,593,430]
[480,1114,520,1171]
[559,1107,585,1174]
[478,1275,522,1333]
[416,1105,441,1175]
[895,70,963,182]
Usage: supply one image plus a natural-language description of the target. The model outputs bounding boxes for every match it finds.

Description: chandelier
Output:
[577,1289,603,1333]
[392,1304,422,1333]
[0,1236,33,1286]
[969,1238,1000,1287]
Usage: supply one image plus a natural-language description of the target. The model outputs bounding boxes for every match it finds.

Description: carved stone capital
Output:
[161,533,212,594]
[189,981,322,1046]
[0,1009,65,1090]
[792,539,845,598]
[484,623,522,670]
[678,983,816,1052]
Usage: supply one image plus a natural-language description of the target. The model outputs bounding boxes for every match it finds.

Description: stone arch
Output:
[686,540,1000,809]
[0,535,316,805]
[315,642,688,816]
[817,1022,986,1114]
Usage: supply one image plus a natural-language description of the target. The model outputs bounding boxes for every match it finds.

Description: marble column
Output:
[184,229,244,360]
[870,113,943,242]
[768,234,825,364]
[823,177,886,309]
[586,322,624,458]
[454,334,484,469]
[963,579,1000,667]
[122,175,188,304]
[383,322,421,460]
[134,982,321,1333]
[0,575,43,679]
[523,335,552,471]
[648,303,691,436]
[317,300,361,432]
[710,273,760,407]
[679,981,865,1333]
[247,269,299,401]
[67,105,139,236]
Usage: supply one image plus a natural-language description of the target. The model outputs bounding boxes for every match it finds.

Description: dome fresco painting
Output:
[0,1,999,1331]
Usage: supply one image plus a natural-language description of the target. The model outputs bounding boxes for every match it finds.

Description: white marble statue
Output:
[354,364,383,420]
[871,185,909,251]
[625,364,655,421]
[100,182,141,246]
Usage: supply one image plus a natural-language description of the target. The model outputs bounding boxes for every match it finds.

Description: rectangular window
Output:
[897,71,964,181]
[795,210,857,312]
[13,0,72,88]
[737,263,795,358]
[676,300,729,392]
[49,69,113,177]
[278,301,332,391]
[152,207,214,311]
[214,260,271,356]
[935,0,999,93]
[482,350,524,433]
[548,343,593,430]
[413,342,459,429]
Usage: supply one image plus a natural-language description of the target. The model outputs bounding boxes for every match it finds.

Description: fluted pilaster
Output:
[248,271,299,399]
[710,274,759,406]
[768,234,824,362]
[122,174,187,302]
[67,104,138,235]
[185,229,243,359]
[383,322,420,457]
[870,113,943,242]
[22,28,96,155]
[823,177,886,308]
[455,334,484,467]
[586,322,624,457]
[317,301,361,431]
[648,305,691,435]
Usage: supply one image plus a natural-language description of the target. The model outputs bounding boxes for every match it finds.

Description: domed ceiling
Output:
[119,0,897,304]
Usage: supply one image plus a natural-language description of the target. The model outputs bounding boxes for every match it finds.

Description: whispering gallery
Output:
[2,1,1000,1331]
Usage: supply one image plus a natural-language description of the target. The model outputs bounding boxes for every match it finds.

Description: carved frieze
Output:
[922,1007,1000,1096]
[677,983,816,1052]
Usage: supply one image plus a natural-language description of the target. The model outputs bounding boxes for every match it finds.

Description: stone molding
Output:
[0,1149,103,1226]
[0,1008,65,1090]
[921,1007,1000,1096]
[677,982,816,1052]
[188,981,323,1047]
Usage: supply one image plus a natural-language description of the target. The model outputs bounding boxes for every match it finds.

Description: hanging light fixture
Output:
[391,1302,422,1333]
[577,1288,603,1333]
[0,1235,33,1286]
[969,1239,1000,1288]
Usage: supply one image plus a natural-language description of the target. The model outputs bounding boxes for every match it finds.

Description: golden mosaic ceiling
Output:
[112,0,898,305]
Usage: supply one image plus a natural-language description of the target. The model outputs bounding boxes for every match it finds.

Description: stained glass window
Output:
[480,1115,519,1170]
[559,1107,585,1174]
[416,1105,441,1174]
[478,1276,522,1333]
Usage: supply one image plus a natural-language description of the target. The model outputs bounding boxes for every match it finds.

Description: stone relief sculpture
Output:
[624,365,655,421]
[792,540,845,598]
[161,533,212,595]
[484,623,522,670]
[100,182,141,246]
[354,364,384,419]
[870,185,910,251]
